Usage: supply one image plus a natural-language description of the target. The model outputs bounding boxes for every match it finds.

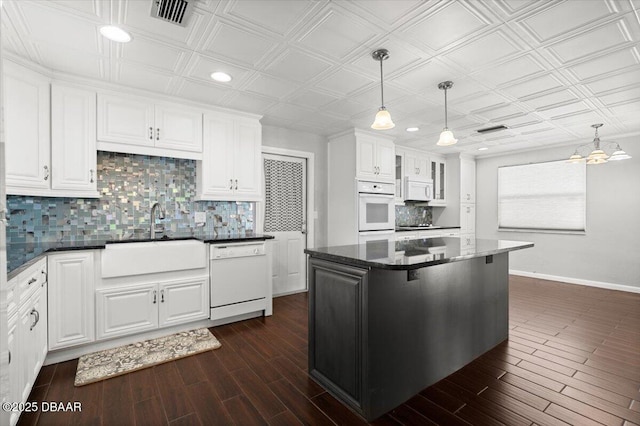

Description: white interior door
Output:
[263,154,307,296]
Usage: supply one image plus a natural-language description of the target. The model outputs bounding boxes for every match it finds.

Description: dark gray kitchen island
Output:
[304,237,533,421]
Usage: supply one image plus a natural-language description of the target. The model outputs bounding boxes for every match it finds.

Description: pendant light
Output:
[565,123,631,164]
[370,49,395,130]
[437,81,457,146]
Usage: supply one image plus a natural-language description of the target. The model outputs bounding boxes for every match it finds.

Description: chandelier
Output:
[566,124,631,165]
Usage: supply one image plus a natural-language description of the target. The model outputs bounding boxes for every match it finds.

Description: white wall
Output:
[476,135,640,290]
[261,125,328,248]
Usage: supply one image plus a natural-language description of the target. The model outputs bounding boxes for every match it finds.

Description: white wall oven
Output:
[357,181,395,234]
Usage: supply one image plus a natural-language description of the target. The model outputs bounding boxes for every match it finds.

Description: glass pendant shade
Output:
[371,107,395,130]
[587,157,608,165]
[587,149,609,161]
[566,153,584,163]
[608,145,631,161]
[437,128,458,146]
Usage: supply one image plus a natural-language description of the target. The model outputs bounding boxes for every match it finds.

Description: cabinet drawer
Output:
[18,258,47,307]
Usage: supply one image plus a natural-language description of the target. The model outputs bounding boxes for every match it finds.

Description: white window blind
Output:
[498,160,586,231]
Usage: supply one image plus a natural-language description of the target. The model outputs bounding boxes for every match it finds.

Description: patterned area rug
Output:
[74,328,221,386]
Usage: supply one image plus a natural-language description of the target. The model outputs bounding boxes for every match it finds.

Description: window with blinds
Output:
[498,160,586,232]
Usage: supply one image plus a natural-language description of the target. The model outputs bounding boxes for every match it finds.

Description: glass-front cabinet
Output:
[395,152,403,201]
[430,155,446,206]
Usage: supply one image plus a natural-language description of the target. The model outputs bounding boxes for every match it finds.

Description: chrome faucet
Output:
[150,201,166,239]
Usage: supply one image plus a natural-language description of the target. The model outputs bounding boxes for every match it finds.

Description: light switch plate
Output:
[194,211,207,224]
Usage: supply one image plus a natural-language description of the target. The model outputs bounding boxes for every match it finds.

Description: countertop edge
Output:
[304,242,534,271]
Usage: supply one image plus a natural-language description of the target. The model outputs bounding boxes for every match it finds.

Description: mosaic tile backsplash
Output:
[6,151,255,244]
[395,205,432,227]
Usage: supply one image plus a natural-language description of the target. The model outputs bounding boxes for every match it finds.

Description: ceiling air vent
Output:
[477,125,508,134]
[150,0,192,27]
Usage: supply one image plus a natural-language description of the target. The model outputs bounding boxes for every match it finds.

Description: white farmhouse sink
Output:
[101,239,207,278]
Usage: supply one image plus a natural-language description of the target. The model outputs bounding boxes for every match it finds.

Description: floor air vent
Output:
[151,0,192,27]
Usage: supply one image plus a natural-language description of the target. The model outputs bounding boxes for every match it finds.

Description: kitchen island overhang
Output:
[305,237,534,421]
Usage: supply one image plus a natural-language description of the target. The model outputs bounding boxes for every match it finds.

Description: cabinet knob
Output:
[43,165,49,181]
[90,169,94,183]
[229,179,233,190]
[235,179,238,190]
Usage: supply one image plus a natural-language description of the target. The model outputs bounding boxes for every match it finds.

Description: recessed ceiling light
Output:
[478,147,489,151]
[99,25,132,43]
[406,127,419,132]
[210,72,232,82]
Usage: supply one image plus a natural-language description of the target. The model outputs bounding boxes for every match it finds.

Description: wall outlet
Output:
[194,211,207,224]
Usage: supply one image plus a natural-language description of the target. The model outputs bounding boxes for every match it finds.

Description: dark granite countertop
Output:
[7,232,274,279]
[304,237,533,270]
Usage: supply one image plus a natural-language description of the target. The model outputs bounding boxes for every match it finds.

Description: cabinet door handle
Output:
[161,290,165,303]
[90,169,94,183]
[156,128,160,141]
[43,165,49,181]
[28,277,37,286]
[229,179,233,190]
[149,127,153,140]
[235,179,238,190]
[41,270,47,286]
[467,207,471,213]
[30,308,40,331]
[153,290,157,304]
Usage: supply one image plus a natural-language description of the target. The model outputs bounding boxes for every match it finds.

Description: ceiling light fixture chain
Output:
[370,48,395,130]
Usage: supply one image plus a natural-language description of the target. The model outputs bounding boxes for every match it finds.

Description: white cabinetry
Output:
[96,277,209,340]
[3,62,99,198]
[48,251,96,350]
[430,155,447,206]
[97,93,203,159]
[328,129,395,246]
[461,204,476,234]
[6,258,48,426]
[356,133,395,182]
[460,157,476,203]
[404,149,430,179]
[51,84,98,195]
[4,65,50,195]
[196,112,262,201]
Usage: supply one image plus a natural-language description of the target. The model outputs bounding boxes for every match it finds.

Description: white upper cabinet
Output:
[51,84,98,194]
[97,93,203,159]
[97,94,154,147]
[356,133,395,182]
[460,157,476,203]
[196,112,262,201]
[430,155,447,206]
[4,63,99,198]
[4,65,51,194]
[404,150,430,179]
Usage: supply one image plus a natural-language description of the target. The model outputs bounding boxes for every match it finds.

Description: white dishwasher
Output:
[210,241,270,321]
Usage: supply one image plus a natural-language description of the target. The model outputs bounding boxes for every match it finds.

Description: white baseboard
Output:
[509,270,640,294]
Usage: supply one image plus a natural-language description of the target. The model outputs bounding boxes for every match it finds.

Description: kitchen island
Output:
[304,237,533,421]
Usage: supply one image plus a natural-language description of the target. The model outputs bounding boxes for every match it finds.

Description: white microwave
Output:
[404,176,434,202]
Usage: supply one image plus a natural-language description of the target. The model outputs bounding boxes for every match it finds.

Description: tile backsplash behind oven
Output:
[6,151,255,244]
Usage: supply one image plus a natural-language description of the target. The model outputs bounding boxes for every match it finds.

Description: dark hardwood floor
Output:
[18,275,640,425]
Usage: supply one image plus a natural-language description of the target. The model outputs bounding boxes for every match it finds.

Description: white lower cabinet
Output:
[96,276,209,340]
[18,284,48,403]
[48,251,96,350]
[7,312,20,426]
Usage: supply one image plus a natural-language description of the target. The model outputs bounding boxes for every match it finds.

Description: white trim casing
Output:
[509,270,640,294]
